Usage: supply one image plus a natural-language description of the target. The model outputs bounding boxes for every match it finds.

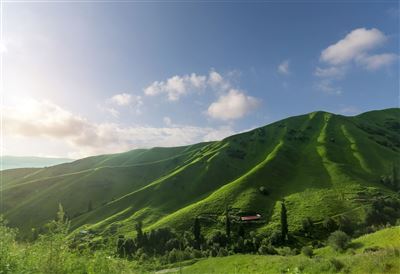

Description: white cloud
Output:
[315,27,398,95]
[110,93,132,106]
[103,93,143,116]
[163,116,172,126]
[208,70,224,85]
[102,107,120,118]
[315,80,342,95]
[278,60,290,75]
[203,126,234,141]
[321,28,386,65]
[207,89,260,121]
[314,66,346,78]
[144,70,230,101]
[3,99,235,157]
[356,53,398,70]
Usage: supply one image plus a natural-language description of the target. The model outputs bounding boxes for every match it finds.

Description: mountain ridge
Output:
[1,108,399,238]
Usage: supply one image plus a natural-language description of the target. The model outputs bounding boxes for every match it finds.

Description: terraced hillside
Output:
[1,108,399,237]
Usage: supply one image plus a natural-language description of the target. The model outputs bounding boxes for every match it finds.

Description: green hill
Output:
[0,156,73,171]
[1,108,399,237]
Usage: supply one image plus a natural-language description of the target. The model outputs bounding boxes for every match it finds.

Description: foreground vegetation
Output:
[1,201,400,274]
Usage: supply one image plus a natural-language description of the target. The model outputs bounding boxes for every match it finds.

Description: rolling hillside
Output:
[0,156,73,170]
[1,108,399,237]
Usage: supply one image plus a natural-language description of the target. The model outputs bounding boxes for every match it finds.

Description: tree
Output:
[135,221,144,247]
[301,217,314,237]
[280,201,288,241]
[225,215,231,241]
[337,216,354,235]
[238,224,245,238]
[193,217,201,249]
[328,231,350,252]
[322,217,337,233]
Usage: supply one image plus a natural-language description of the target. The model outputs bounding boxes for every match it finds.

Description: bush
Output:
[258,244,278,255]
[363,246,383,253]
[301,217,314,237]
[337,216,355,235]
[217,248,228,257]
[259,186,269,195]
[329,258,345,272]
[168,248,180,263]
[268,230,282,246]
[328,231,351,252]
[278,247,296,256]
[322,217,337,232]
[301,246,313,257]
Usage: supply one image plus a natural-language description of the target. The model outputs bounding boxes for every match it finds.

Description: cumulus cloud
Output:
[110,93,131,106]
[356,53,398,70]
[207,89,260,121]
[318,28,397,71]
[102,93,143,117]
[314,66,346,78]
[144,70,229,101]
[314,80,342,95]
[278,60,290,75]
[315,27,398,94]
[321,28,386,65]
[3,99,235,157]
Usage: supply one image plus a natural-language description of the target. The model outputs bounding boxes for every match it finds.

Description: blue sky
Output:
[1,2,399,158]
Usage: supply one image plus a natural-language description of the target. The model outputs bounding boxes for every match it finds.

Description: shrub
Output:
[217,248,228,257]
[301,246,313,258]
[322,217,337,232]
[259,186,269,195]
[258,244,278,255]
[328,231,350,252]
[301,217,314,237]
[329,258,345,272]
[363,246,383,253]
[337,216,355,235]
[279,246,296,256]
[269,230,282,246]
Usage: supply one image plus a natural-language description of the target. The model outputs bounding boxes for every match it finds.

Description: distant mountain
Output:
[1,156,73,170]
[1,108,399,237]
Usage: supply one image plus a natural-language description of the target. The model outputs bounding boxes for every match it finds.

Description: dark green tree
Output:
[193,217,201,249]
[280,200,288,241]
[225,215,231,240]
[238,223,245,238]
[302,217,314,237]
[135,221,144,247]
[328,230,350,252]
[322,217,337,233]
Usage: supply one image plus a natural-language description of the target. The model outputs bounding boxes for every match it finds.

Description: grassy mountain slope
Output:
[1,108,399,237]
[1,156,73,171]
